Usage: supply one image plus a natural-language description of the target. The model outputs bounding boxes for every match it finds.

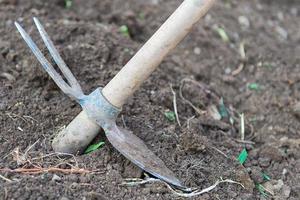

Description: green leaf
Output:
[218,98,229,119]
[164,111,176,122]
[237,148,248,165]
[248,83,260,91]
[65,0,72,9]
[84,142,105,154]
[215,27,230,42]
[262,173,271,181]
[119,25,130,37]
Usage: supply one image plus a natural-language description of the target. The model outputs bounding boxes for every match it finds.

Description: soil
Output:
[0,0,299,199]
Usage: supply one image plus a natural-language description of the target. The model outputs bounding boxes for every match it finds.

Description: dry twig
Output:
[0,166,93,174]
[209,146,229,159]
[0,174,12,182]
[121,177,244,198]
[240,113,245,141]
[232,42,246,76]
[170,85,181,126]
[179,80,205,115]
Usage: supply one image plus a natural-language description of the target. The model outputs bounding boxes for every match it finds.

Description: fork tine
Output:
[33,17,83,94]
[15,21,73,95]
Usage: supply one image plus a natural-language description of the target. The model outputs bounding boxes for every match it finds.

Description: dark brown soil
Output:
[1,0,299,199]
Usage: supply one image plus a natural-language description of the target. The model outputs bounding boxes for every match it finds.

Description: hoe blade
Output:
[104,124,184,188]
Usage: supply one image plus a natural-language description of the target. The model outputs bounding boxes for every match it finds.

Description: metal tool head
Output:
[15,18,184,188]
[105,124,184,188]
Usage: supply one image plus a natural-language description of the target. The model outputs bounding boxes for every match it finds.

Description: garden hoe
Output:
[15,0,215,189]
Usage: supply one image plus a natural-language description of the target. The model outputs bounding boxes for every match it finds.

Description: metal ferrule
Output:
[79,88,121,129]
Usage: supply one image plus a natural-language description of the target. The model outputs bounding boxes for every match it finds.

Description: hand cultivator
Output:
[15,0,215,188]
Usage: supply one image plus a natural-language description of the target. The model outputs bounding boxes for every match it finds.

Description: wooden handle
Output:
[52,0,215,154]
[103,0,215,108]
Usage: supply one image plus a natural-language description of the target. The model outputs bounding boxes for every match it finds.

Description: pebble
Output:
[225,67,231,74]
[193,47,201,55]
[275,26,288,40]
[238,16,250,28]
[277,12,284,21]
[273,179,284,191]
[290,7,298,16]
[282,168,287,176]
[52,174,62,182]
[270,179,291,199]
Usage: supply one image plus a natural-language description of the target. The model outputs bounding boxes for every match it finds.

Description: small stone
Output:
[290,8,298,16]
[193,47,201,55]
[277,12,284,21]
[282,168,287,176]
[6,19,13,26]
[52,174,62,182]
[15,64,22,72]
[238,16,250,28]
[225,67,231,74]
[275,26,288,40]
[273,179,284,191]
[267,179,291,198]
[60,197,69,200]
[256,3,263,10]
